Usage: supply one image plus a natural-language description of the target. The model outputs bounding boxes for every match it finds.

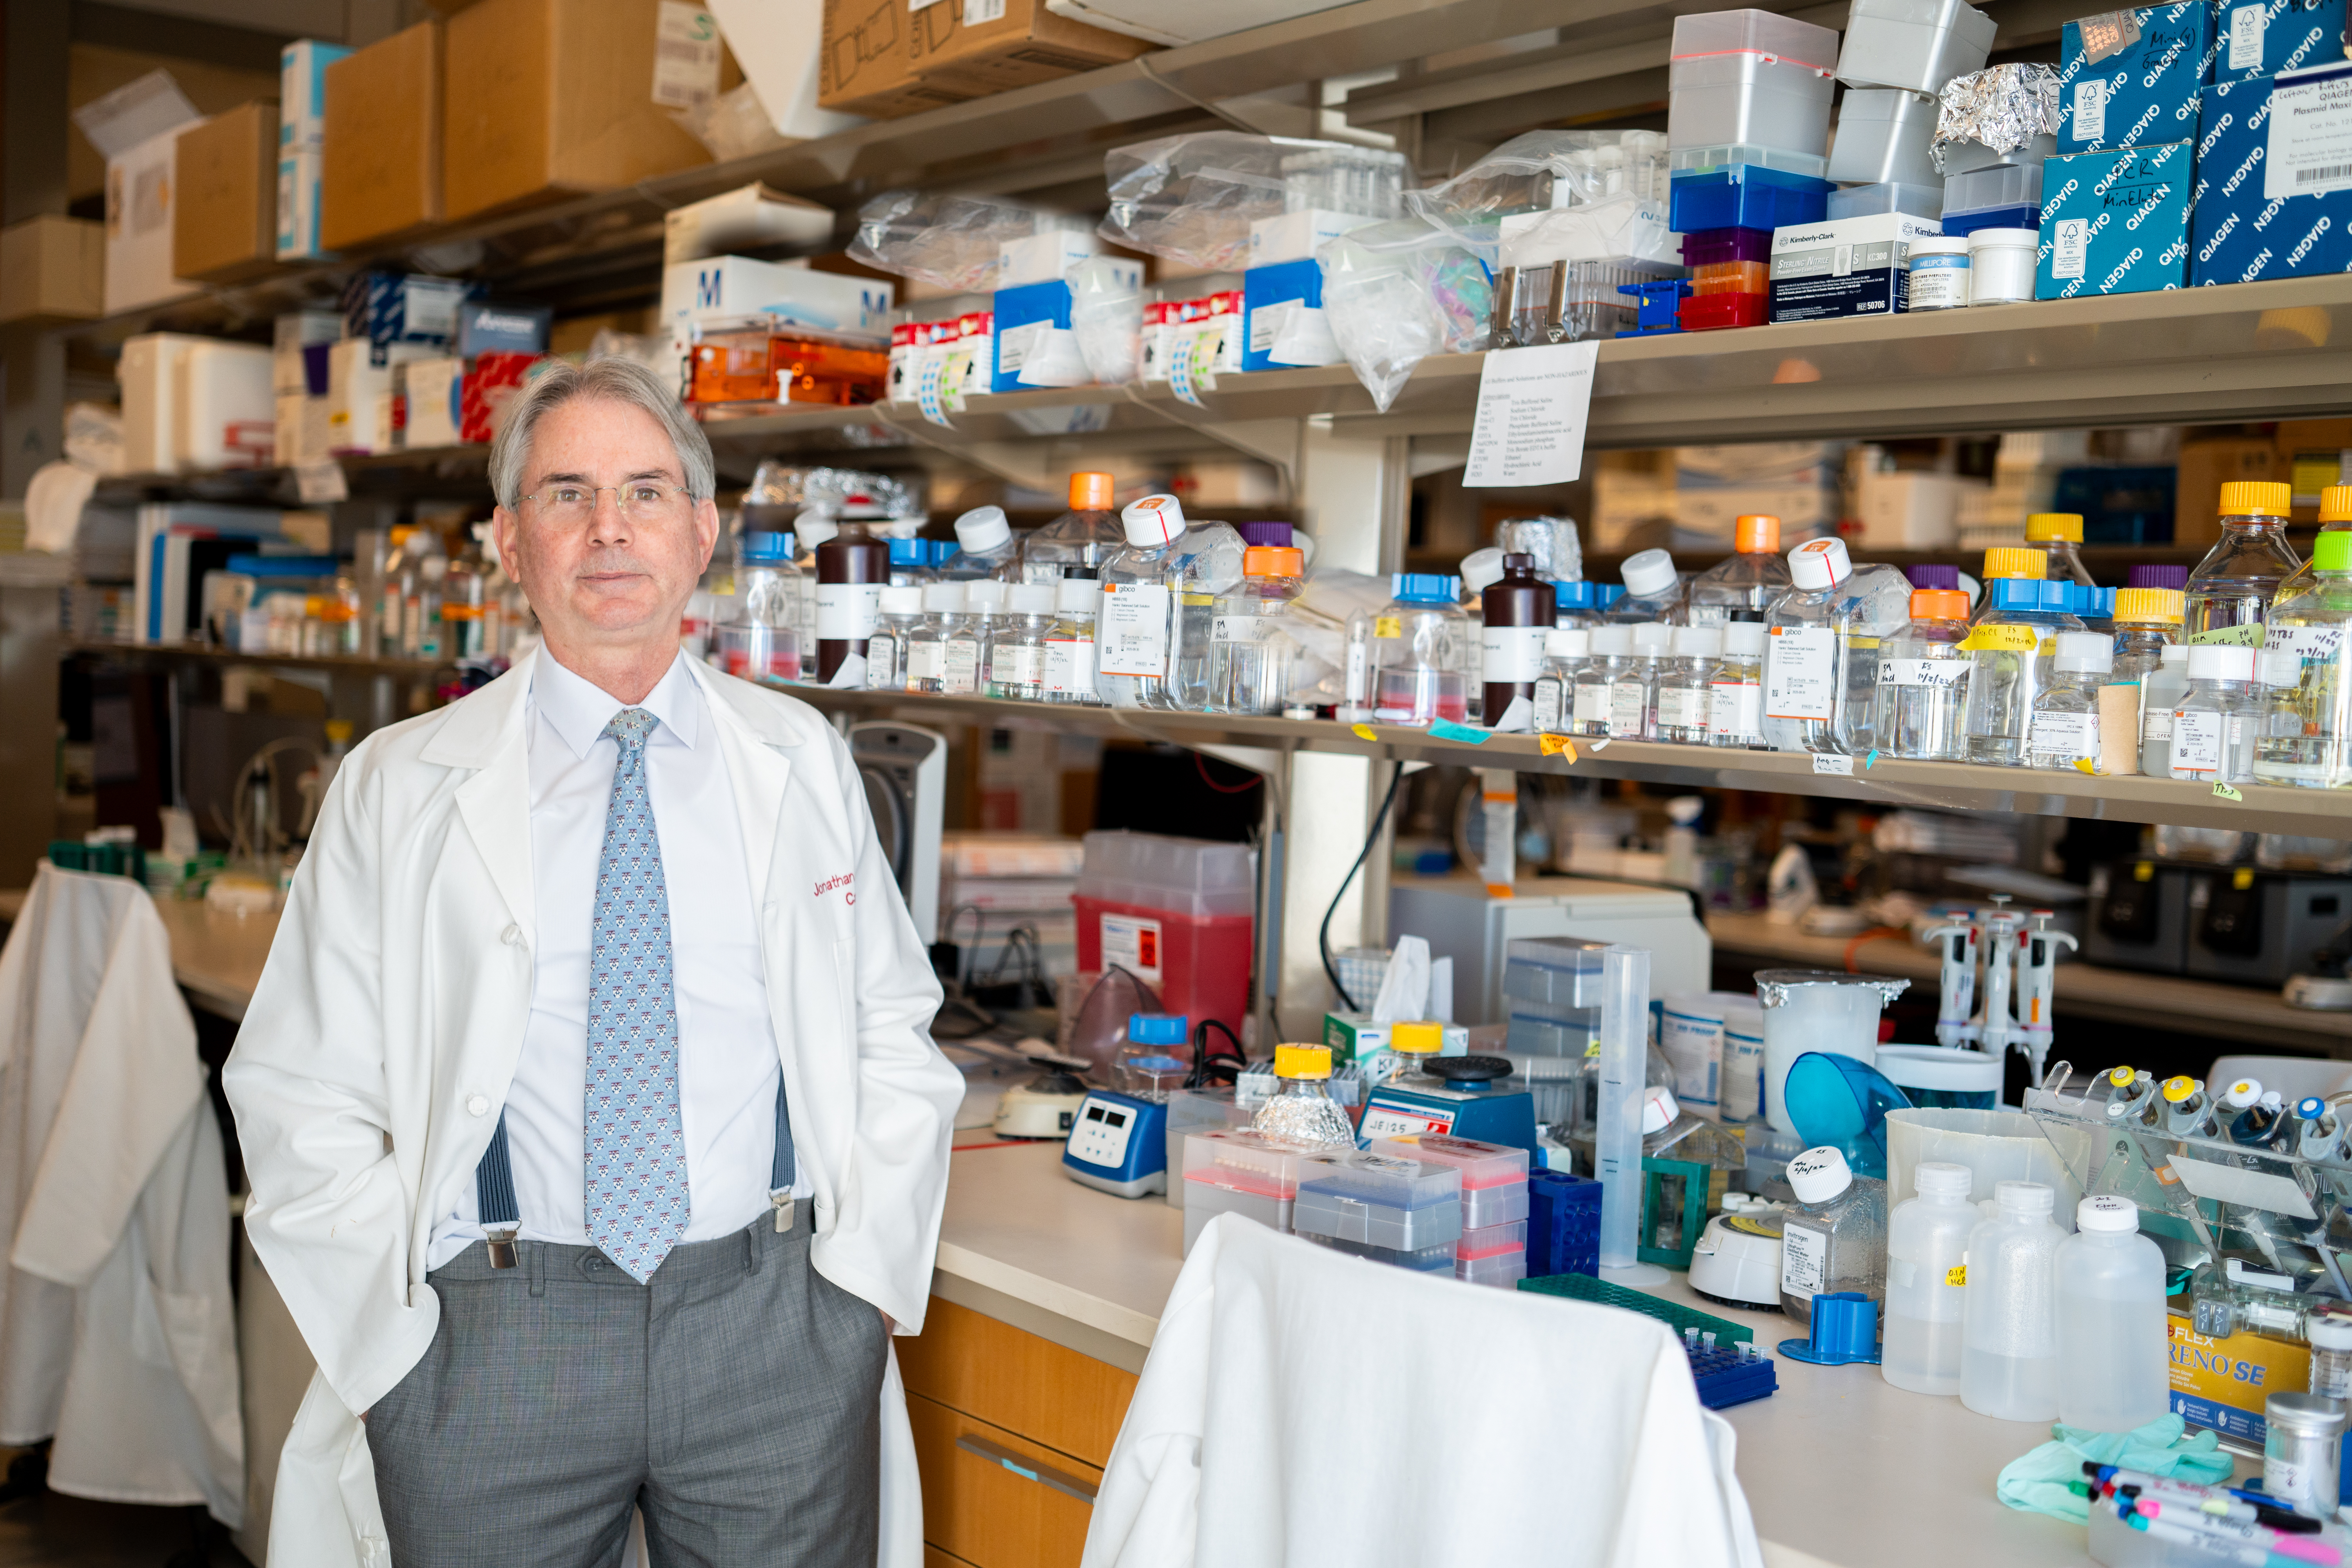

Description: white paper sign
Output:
[2267,63,2352,199]
[1462,341,1599,488]
[294,460,347,503]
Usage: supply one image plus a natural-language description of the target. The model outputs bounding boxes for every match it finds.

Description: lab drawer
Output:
[896,1297,1137,1470]
[908,1394,1101,1568]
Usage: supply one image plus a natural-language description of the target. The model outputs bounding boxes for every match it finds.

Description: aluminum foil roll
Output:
[1931,63,2061,174]
[1752,968,1911,1009]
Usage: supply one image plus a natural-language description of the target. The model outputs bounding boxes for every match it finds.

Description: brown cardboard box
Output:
[444,0,724,222]
[908,0,1153,96]
[2272,419,2352,513]
[2175,439,2279,549]
[820,0,970,118]
[0,217,104,324]
[172,103,279,283]
[321,20,444,252]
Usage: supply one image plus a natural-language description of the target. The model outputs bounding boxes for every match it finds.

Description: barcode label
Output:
[965,0,1007,20]
[2300,163,2352,183]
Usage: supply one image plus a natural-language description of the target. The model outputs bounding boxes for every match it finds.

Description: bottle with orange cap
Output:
[1687,513,1794,627]
[1207,543,1306,713]
[1020,471,1126,585]
[2185,480,2303,640]
[1876,573,1973,760]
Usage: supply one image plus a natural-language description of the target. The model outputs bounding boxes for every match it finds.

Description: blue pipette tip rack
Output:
[1777,1291,1883,1366]
[1687,1339,1780,1408]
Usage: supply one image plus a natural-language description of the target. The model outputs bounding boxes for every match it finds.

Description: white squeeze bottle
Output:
[1960,1180,2065,1423]
[2055,1195,2170,1432]
[1882,1161,1977,1397]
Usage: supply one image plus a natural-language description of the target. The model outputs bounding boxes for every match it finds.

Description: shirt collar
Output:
[531,648,701,761]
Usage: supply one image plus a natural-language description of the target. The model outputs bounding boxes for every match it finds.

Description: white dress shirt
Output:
[427,650,796,1268]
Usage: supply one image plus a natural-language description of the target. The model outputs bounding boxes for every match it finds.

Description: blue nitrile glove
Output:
[1995,1414,2234,1522]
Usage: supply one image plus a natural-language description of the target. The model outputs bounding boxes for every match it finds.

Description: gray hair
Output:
[488,355,715,510]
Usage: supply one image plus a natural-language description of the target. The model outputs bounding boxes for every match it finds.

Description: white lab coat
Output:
[0,864,243,1524]
[1084,1215,1764,1568]
[223,648,962,1568]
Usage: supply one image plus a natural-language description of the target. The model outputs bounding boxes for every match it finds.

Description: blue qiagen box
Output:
[2058,3,2216,153]
[2209,0,2347,82]
[2035,142,2195,298]
[2189,66,2352,283]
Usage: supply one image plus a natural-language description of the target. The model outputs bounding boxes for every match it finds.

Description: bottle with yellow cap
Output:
[2024,513,2096,589]
[2105,579,2184,778]
[2253,527,2352,787]
[1687,514,1793,627]
[1960,548,2084,765]
[1249,1044,1357,1147]
[1020,472,1126,585]
[2185,480,2303,641]
[1387,1020,1446,1088]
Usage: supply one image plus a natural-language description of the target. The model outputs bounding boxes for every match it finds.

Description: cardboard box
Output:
[2058,2,2214,152]
[820,0,967,118]
[2175,437,2280,546]
[2210,0,2345,81]
[908,0,1152,96]
[343,271,483,355]
[278,40,350,262]
[1852,470,1985,548]
[2190,67,2352,284]
[172,339,276,470]
[120,334,205,473]
[1250,207,1373,266]
[998,228,1102,288]
[174,103,280,284]
[0,217,104,325]
[1768,211,1942,321]
[444,0,721,221]
[663,182,835,264]
[2035,142,2194,299]
[327,340,436,455]
[321,20,444,252]
[2275,417,2352,506]
[2170,1310,2311,1446]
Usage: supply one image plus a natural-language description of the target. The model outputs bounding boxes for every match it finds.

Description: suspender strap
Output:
[768,1079,796,1234]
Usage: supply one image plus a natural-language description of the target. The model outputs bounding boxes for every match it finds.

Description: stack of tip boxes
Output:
[1379,1134,1532,1288]
[1181,1131,1324,1254]
[1294,1149,1464,1271]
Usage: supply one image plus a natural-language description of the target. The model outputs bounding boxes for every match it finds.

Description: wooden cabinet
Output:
[900,1297,1140,1568]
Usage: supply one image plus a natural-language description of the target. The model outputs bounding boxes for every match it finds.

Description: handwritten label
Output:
[1539,733,1578,760]
[2189,623,2266,647]
[1957,623,2039,652]
[1812,753,1855,775]
[2214,782,2245,801]
[1428,719,1493,744]
[1462,341,1599,488]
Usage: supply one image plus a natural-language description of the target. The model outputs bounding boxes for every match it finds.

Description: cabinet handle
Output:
[954,1432,1098,1504]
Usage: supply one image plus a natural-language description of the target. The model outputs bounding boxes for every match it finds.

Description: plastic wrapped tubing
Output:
[1068,256,1143,385]
[1405,129,1674,247]
[1315,217,1494,414]
[849,190,1073,293]
[1100,132,1387,272]
[1597,944,1652,1272]
[1930,64,2060,174]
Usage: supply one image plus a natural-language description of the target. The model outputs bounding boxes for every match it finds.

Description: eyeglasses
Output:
[518,482,695,524]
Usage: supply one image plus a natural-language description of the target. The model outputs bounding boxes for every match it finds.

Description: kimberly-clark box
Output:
[2035,143,2194,297]
[2190,67,2352,283]
[2210,0,2346,82]
[2060,4,2215,152]
[1767,211,1942,321]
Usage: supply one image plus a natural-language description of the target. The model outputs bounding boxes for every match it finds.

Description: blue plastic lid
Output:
[887,539,927,566]
[742,530,793,563]
[224,554,340,576]
[1127,1012,1189,1045]
[1555,581,1595,610]
[1391,572,1461,604]
[1985,578,2073,615]
[1596,584,1626,608]
[927,539,960,565]
[1782,1051,1914,1179]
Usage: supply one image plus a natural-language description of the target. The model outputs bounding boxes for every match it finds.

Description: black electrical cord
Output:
[1189,1018,1245,1088]
[1319,765,1405,1013]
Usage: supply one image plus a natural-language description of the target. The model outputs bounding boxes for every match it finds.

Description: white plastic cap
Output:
[1994,1179,2055,1215]
[1621,547,1679,599]
[922,581,965,612]
[1788,537,1852,591]
[2220,1077,2263,1109]
[1723,621,1768,657]
[1056,576,1101,612]
[965,579,1007,612]
[1631,621,1675,655]
[1915,1161,1973,1199]
[878,584,924,615]
[1591,624,1634,655]
[1675,624,1724,657]
[1545,626,1590,657]
[2076,1194,2139,1234]
[2053,631,2113,674]
[1122,493,1187,546]
[1641,1084,1680,1134]
[1787,1146,1854,1205]
[2159,644,2192,666]
[1008,583,1056,614]
[1459,546,1506,595]
[953,505,1012,552]
[2311,1314,2352,1350]
[2260,648,2303,687]
[2187,643,2258,683]
[797,513,840,548]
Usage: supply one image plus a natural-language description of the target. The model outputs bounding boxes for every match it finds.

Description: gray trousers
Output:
[368,1212,886,1568]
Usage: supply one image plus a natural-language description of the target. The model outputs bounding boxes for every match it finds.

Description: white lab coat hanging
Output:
[225,648,961,1568]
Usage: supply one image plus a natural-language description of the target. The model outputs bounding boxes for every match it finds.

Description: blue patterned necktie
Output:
[583,707,689,1283]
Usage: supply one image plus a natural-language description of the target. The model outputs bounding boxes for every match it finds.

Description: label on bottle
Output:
[1044,635,1096,695]
[1884,658,1967,688]
[2029,709,2099,765]
[1532,677,1564,732]
[906,639,945,684]
[1374,615,1402,640]
[1658,687,1708,733]
[942,640,981,695]
[1098,582,1172,676]
[995,643,1045,688]
[1764,626,1837,720]
[1345,641,1370,704]
[815,582,883,642]
[1573,683,1610,725]
[865,637,898,690]
[1699,682,1755,741]
[1780,1222,1827,1299]
[1212,613,1274,645]
[2270,625,2345,662]
[1945,1262,1967,1288]
[1957,623,2039,652]
[1608,679,1648,737]
[2270,1456,2310,1500]
[2141,702,2174,742]
[1480,624,1546,683]
[2170,708,2224,775]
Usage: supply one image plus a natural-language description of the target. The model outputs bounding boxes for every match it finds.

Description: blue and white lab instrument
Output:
[1062,1091,1169,1198]
[1357,1055,1539,1155]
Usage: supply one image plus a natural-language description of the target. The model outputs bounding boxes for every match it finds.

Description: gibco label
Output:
[1764,626,1837,720]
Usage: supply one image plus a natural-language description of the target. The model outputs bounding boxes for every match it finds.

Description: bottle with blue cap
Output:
[1116,1012,1192,1101]
[1341,573,1472,727]
[713,530,803,684]
[1960,548,2086,765]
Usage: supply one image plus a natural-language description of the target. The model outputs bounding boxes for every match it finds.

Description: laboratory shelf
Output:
[66,640,454,679]
[789,685,2352,838]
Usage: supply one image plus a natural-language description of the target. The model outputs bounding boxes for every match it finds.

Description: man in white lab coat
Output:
[224,356,963,1568]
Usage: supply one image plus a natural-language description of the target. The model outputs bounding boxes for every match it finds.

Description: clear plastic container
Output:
[1669,12,1840,153]
[2309,1312,2352,1402]
[941,504,1024,581]
[1099,494,1247,711]
[1658,625,1721,743]
[2254,529,2352,789]
[1076,829,1257,917]
[1020,471,1125,585]
[1043,575,1103,705]
[1209,544,1305,714]
[1366,575,1473,727]
[1456,1217,1531,1259]
[2028,630,2112,771]
[1163,1086,1253,1210]
[1248,1045,1358,1148]
[1778,1145,1887,1330]
[2254,648,2307,761]
[2138,644,2192,777]
[2056,1195,2170,1433]
[2167,643,2260,784]
[1762,537,1913,753]
[2112,586,2183,684]
[2187,481,2303,640]
[1824,87,1944,188]
[1962,553,2084,765]
[1883,1160,1976,1397]
[1876,586,1972,760]
[1669,142,1831,178]
[713,530,803,684]
[1942,159,2043,221]
[1182,1128,1326,1198]
[1293,1150,1464,1250]
[991,583,1057,700]
[1708,621,1768,748]
[1574,624,1631,737]
[1960,1180,2065,1423]
[1612,623,1674,738]
[1835,0,1996,96]
[1611,548,1689,624]
[904,580,961,693]
[1375,1134,1530,1228]
[1531,626,1590,732]
[2273,482,2352,602]
[1181,1179,1293,1253]
[1686,514,1791,626]
[1301,1233,1457,1271]
[1455,1249,1528,1288]
[1827,179,1944,220]
[865,583,924,691]
[2025,512,2096,588]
